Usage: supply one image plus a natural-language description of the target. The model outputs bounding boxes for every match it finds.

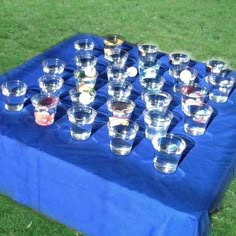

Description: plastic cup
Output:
[106,49,129,67]
[152,134,187,174]
[143,91,172,112]
[107,64,129,82]
[1,80,28,111]
[107,120,139,155]
[67,105,97,140]
[107,98,135,119]
[138,43,160,80]
[181,84,208,115]
[42,58,66,75]
[104,35,124,60]
[173,67,197,93]
[208,75,235,103]
[74,38,95,57]
[31,94,59,126]
[69,87,96,106]
[107,80,133,99]
[184,104,213,136]
[143,109,173,140]
[38,74,64,96]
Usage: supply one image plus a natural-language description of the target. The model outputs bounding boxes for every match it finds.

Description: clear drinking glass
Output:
[38,74,64,96]
[107,120,139,155]
[31,94,59,126]
[74,55,98,91]
[106,49,129,67]
[67,105,97,140]
[74,54,97,68]
[42,58,66,75]
[143,109,173,140]
[205,60,228,83]
[207,75,235,103]
[107,80,133,99]
[1,80,28,111]
[104,35,124,60]
[107,64,129,82]
[107,98,135,119]
[138,43,160,81]
[69,87,96,106]
[173,67,198,93]
[206,60,228,74]
[184,104,214,136]
[140,75,165,91]
[143,91,172,112]
[152,134,187,174]
[169,53,190,65]
[74,38,95,57]
[168,53,190,80]
[181,84,208,115]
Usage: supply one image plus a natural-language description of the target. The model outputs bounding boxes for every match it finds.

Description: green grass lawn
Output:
[0,0,236,235]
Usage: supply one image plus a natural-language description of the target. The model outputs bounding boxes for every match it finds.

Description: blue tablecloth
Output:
[0,34,236,236]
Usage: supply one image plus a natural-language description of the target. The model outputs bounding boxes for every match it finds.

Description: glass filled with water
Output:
[103,35,124,60]
[140,75,165,91]
[69,87,96,106]
[143,109,173,140]
[31,94,59,126]
[38,74,64,96]
[107,64,129,82]
[74,55,98,91]
[168,53,190,75]
[74,38,95,57]
[1,80,28,111]
[42,58,66,75]
[205,60,228,83]
[138,43,160,81]
[67,105,97,140]
[107,80,133,99]
[173,67,197,93]
[152,134,187,174]
[107,98,135,119]
[181,83,208,116]
[184,104,214,136]
[143,91,172,112]
[107,120,139,155]
[106,49,129,68]
[207,74,235,103]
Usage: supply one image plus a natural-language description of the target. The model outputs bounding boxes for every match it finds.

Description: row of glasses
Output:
[102,36,140,155]
[137,46,187,173]
[30,58,66,126]
[137,61,174,142]
[205,60,235,103]
[137,45,176,146]
[66,37,130,142]
[68,36,138,143]
[67,47,98,140]
[180,83,213,136]
[168,53,235,104]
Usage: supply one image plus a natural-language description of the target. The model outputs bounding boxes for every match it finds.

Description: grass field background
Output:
[0,0,236,235]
